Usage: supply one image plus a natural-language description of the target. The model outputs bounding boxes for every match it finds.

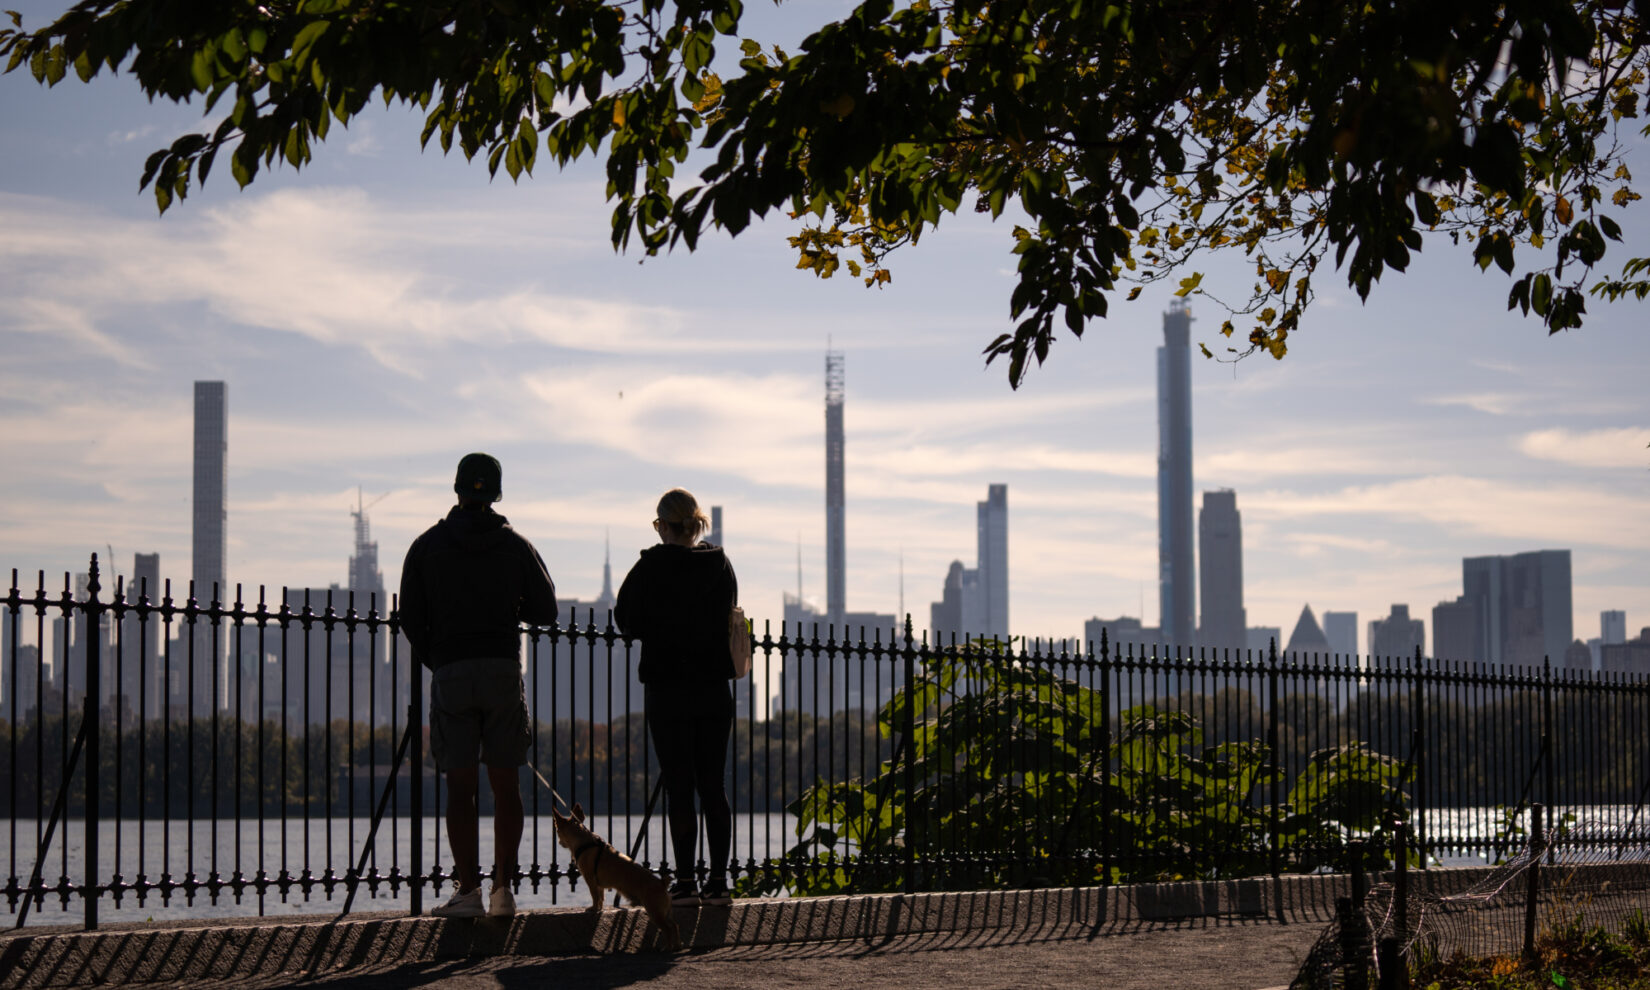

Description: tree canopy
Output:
[4,0,1646,385]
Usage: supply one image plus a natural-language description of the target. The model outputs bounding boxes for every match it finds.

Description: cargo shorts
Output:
[429,657,531,772]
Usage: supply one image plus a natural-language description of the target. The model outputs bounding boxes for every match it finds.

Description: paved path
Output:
[168,917,1321,990]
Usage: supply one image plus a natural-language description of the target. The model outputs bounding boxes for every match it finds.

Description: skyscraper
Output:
[1601,610,1626,645]
[127,552,163,718]
[192,381,227,601]
[1506,550,1572,667]
[929,485,1009,643]
[192,381,227,710]
[824,351,845,626]
[977,484,1008,640]
[1460,550,1573,667]
[1323,611,1358,658]
[1369,604,1425,659]
[1432,596,1476,661]
[347,491,386,605]
[1157,301,1195,650]
[1197,490,1244,651]
[709,506,723,549]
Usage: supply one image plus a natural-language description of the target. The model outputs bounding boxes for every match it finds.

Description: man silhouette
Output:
[399,452,557,918]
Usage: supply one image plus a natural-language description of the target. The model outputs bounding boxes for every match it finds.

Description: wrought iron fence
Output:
[2,556,1647,929]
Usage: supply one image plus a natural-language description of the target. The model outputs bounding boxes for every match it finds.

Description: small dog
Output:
[551,802,683,951]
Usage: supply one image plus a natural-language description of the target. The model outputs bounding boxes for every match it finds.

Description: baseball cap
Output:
[454,452,503,503]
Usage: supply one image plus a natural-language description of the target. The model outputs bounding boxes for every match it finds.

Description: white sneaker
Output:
[431,887,485,918]
[489,884,516,918]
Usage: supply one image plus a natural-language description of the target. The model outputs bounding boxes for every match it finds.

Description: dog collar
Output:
[571,838,603,859]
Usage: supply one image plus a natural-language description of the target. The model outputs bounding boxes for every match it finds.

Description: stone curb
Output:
[0,867,1495,988]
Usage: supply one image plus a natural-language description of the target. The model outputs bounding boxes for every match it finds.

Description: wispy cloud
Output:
[1256,475,1650,550]
[1519,427,1650,469]
[1423,392,1525,416]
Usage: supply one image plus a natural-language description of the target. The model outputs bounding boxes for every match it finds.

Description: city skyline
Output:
[2,5,1647,650]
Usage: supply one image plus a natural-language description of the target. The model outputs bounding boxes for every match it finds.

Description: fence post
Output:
[1411,648,1425,870]
[1524,802,1544,961]
[1267,636,1282,922]
[902,618,917,895]
[1098,628,1111,886]
[1540,657,1554,838]
[83,553,101,931]
[405,597,423,918]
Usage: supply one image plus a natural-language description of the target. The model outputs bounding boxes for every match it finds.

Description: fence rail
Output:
[2,556,1647,929]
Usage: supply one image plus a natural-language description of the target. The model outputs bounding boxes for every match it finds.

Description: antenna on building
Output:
[899,549,905,621]
[796,534,804,602]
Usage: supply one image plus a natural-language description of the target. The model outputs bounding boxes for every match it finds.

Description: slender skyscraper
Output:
[825,351,845,626]
[1197,490,1244,651]
[976,484,1009,640]
[192,381,228,710]
[709,506,724,549]
[1157,302,1195,649]
[193,382,227,598]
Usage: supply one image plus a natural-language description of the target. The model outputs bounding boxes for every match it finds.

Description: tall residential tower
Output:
[825,351,845,626]
[977,484,1009,640]
[191,381,228,710]
[1157,302,1195,650]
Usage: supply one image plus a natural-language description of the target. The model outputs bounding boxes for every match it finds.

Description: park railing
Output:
[2,556,1647,928]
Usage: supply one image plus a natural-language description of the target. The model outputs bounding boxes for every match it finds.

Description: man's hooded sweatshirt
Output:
[398,506,558,671]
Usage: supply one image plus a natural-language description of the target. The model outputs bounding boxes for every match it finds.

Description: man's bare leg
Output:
[487,764,523,885]
[445,765,481,893]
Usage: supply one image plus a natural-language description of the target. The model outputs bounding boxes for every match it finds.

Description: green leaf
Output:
[291,20,329,66]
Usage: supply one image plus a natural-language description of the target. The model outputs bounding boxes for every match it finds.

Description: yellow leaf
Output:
[818,94,855,119]
[1555,195,1573,225]
[612,100,627,128]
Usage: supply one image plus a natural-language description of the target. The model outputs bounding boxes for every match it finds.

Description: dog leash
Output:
[527,760,666,862]
[526,760,574,816]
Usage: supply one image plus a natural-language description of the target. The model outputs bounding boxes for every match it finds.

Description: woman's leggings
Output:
[645,681,734,882]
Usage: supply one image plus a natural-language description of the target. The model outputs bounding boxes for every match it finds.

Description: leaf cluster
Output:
[4,1,1646,382]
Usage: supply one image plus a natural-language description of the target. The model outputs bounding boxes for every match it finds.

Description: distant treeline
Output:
[0,680,1643,818]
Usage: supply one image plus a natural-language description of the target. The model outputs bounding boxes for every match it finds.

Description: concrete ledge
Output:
[0,868,1501,988]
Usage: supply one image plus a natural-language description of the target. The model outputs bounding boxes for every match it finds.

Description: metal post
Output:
[1098,629,1112,885]
[404,597,423,917]
[1267,637,1282,922]
[1524,802,1544,960]
[1411,649,1426,869]
[83,554,101,930]
[902,620,916,895]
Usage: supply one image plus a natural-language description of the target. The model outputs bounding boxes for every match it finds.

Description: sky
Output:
[2,1,1647,705]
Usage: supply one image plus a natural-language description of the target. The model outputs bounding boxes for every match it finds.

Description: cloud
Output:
[1519,427,1650,469]
[1422,392,1524,416]
[0,189,809,378]
[1255,475,1650,551]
